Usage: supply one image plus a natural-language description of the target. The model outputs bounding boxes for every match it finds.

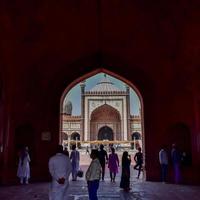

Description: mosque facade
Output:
[62,75,142,148]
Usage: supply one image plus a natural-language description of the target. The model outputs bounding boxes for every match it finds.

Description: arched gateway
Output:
[61,73,143,148]
[98,126,114,140]
[90,104,121,141]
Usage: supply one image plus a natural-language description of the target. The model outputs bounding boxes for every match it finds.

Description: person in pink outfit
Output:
[108,148,119,182]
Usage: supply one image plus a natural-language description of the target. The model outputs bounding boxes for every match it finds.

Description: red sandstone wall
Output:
[0,0,200,184]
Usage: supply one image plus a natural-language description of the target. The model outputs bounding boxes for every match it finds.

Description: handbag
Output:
[77,169,84,178]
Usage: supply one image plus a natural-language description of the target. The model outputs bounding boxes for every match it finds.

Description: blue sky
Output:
[63,73,141,115]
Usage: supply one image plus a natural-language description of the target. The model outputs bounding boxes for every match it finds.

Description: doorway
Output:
[98,126,114,140]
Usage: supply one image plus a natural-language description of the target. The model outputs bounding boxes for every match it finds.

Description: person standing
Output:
[86,146,90,155]
[70,144,80,181]
[63,147,69,157]
[86,149,101,200]
[17,146,31,184]
[98,144,108,181]
[120,151,131,192]
[108,147,119,182]
[171,143,181,184]
[134,147,143,179]
[159,145,168,183]
[48,145,72,200]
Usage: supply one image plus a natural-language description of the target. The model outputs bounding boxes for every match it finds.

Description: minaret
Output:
[126,84,131,141]
[80,81,85,142]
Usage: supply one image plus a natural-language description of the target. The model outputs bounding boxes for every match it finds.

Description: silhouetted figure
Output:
[120,151,131,192]
[134,147,143,179]
[70,144,80,181]
[86,146,90,155]
[86,149,101,200]
[17,146,31,184]
[171,144,181,184]
[181,151,191,167]
[159,145,168,183]
[48,145,72,200]
[98,144,108,181]
[108,148,119,182]
[63,147,69,157]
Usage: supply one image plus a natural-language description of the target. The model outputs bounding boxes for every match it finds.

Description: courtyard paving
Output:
[0,151,200,200]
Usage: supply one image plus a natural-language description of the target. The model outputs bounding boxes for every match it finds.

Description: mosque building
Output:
[62,75,142,148]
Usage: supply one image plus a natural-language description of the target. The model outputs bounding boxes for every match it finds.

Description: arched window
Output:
[71,132,80,140]
[132,132,141,140]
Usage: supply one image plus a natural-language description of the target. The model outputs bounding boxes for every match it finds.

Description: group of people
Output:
[159,143,189,184]
[47,144,143,200]
[90,144,144,197]
[16,142,190,200]
[16,141,191,200]
[16,144,143,200]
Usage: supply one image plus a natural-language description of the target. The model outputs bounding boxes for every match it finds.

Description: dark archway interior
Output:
[71,132,80,141]
[98,126,114,141]
[14,124,35,166]
[168,123,192,165]
[132,132,141,140]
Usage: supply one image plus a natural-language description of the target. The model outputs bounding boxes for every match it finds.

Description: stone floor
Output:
[0,152,200,199]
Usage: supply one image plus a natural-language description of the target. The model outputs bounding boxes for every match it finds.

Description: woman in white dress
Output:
[17,146,31,184]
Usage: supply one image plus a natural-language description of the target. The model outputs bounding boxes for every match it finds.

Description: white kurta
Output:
[17,154,31,179]
[48,153,72,200]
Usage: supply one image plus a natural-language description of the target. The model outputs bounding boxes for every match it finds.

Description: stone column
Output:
[80,82,85,142]
[126,85,131,141]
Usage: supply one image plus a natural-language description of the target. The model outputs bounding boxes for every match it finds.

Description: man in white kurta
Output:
[49,145,72,200]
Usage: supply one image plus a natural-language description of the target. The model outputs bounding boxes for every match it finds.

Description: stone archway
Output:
[59,68,145,180]
[132,132,141,140]
[131,132,141,150]
[98,126,114,140]
[90,104,121,141]
[71,132,80,141]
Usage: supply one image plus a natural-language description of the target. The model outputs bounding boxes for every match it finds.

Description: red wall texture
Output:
[0,0,200,184]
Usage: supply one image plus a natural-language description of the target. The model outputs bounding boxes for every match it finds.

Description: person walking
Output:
[120,151,131,192]
[70,144,80,181]
[86,146,90,155]
[17,146,31,184]
[159,145,168,183]
[108,147,119,182]
[48,145,72,200]
[134,147,143,179]
[98,144,108,181]
[86,149,101,200]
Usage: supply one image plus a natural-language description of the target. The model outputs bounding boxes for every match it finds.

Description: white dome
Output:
[89,75,122,92]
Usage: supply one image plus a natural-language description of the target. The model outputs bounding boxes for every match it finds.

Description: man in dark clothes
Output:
[98,144,108,181]
[134,147,143,179]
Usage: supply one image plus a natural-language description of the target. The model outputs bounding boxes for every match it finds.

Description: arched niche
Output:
[168,122,192,165]
[71,132,80,141]
[132,132,141,140]
[90,104,121,141]
[14,123,35,165]
[98,126,114,140]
